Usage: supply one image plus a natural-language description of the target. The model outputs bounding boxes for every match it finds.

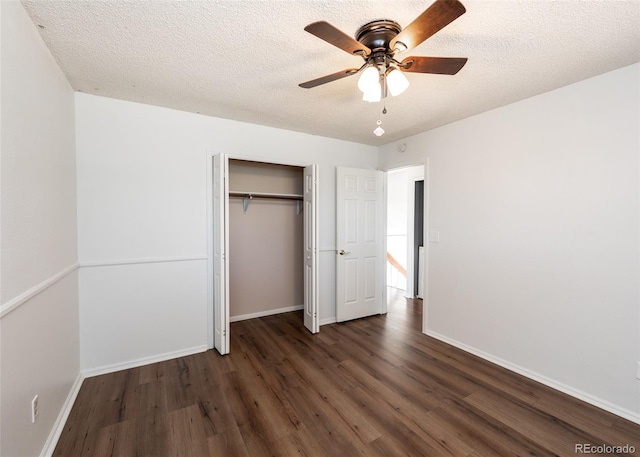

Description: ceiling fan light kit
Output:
[299,0,468,135]
[363,85,382,103]
[386,68,410,97]
[357,66,379,92]
[357,64,409,101]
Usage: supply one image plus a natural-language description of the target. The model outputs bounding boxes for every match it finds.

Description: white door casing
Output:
[336,167,385,322]
[304,164,319,333]
[213,154,230,354]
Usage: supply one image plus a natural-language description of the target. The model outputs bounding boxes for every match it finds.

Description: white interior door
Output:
[213,154,229,354]
[336,167,385,322]
[303,165,319,333]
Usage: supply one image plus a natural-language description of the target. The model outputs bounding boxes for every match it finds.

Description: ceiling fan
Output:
[299,0,468,102]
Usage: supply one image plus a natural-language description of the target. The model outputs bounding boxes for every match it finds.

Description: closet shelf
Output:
[229,191,303,200]
[229,191,304,215]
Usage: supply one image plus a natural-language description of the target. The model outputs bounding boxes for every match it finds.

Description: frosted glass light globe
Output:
[362,82,382,102]
[358,66,380,93]
[386,68,409,96]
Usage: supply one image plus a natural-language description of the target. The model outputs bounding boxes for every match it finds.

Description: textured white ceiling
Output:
[21,0,640,146]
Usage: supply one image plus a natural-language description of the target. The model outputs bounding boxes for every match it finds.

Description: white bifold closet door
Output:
[213,153,230,355]
[213,155,319,355]
[303,164,319,334]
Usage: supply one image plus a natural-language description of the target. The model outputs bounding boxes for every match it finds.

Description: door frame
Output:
[206,152,319,350]
[382,161,428,332]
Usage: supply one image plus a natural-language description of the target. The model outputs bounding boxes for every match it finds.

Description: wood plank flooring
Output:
[54,289,640,456]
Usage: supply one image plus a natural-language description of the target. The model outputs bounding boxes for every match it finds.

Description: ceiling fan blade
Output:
[400,56,467,74]
[390,0,466,52]
[305,21,371,56]
[299,68,359,89]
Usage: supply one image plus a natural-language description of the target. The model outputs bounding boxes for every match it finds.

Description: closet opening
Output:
[211,154,318,354]
[228,159,305,324]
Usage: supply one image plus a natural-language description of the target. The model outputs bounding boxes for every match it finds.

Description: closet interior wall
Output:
[228,160,304,321]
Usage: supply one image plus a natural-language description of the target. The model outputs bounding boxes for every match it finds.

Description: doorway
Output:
[385,165,425,301]
[413,180,425,298]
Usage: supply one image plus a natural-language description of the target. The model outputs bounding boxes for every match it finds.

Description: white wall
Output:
[380,64,640,420]
[75,93,378,372]
[0,2,79,456]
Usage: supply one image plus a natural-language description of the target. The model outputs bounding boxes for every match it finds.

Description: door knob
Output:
[337,249,351,255]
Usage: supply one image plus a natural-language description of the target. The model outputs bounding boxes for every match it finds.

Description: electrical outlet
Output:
[31,395,39,423]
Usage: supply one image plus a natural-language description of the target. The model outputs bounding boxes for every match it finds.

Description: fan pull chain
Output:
[373,104,385,137]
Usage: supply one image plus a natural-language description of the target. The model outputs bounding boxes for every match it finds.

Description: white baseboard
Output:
[40,373,84,457]
[424,329,640,425]
[320,317,337,326]
[82,345,209,378]
[230,305,303,322]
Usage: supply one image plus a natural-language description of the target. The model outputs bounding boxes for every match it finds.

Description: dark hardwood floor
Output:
[55,289,640,456]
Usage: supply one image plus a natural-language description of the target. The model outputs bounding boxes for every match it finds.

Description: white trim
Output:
[206,150,215,349]
[422,158,430,333]
[230,305,303,322]
[82,345,209,378]
[40,374,84,457]
[221,152,310,168]
[382,172,388,315]
[0,263,79,318]
[320,317,337,326]
[424,329,640,425]
[79,256,207,268]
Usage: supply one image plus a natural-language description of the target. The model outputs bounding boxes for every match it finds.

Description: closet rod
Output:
[228,191,303,201]
[229,191,304,215]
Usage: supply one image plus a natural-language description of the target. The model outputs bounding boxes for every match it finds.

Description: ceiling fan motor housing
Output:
[355,20,402,54]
